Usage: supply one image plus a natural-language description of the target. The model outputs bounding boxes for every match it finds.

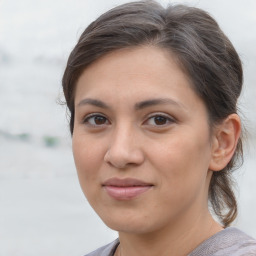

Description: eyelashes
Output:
[82,112,176,129]
[144,114,175,126]
[83,113,110,127]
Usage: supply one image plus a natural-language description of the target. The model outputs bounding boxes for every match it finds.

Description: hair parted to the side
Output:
[62,0,243,227]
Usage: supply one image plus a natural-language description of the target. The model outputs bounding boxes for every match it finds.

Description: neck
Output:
[117,212,223,256]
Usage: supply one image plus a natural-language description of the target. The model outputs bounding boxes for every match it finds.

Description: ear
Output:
[209,114,241,171]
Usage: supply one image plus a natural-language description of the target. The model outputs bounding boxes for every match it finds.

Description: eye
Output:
[144,114,175,126]
[83,114,110,126]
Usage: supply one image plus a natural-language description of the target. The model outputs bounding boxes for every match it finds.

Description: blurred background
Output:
[0,0,255,255]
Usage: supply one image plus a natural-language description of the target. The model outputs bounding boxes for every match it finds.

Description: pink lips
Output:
[102,178,153,200]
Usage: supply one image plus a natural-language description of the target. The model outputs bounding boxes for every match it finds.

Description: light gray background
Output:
[0,0,255,255]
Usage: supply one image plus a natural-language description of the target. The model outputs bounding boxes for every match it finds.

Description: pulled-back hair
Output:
[62,0,243,227]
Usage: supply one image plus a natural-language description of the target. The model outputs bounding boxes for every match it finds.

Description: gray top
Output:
[84,227,256,256]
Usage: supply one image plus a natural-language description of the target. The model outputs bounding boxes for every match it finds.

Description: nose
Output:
[104,124,145,169]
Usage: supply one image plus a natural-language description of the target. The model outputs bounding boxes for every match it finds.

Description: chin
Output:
[106,222,152,234]
[99,211,160,235]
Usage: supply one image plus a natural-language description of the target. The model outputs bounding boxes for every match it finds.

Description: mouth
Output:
[102,178,153,200]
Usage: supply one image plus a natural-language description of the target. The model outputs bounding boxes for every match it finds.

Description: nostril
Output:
[103,146,145,169]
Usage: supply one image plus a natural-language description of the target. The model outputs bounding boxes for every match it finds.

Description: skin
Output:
[72,46,241,256]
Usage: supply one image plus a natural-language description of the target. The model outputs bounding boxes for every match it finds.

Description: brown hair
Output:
[62,0,243,227]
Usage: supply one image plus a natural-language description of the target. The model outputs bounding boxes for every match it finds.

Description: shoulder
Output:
[189,227,256,256]
[84,239,119,256]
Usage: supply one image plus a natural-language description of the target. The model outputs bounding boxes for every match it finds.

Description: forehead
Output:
[77,47,186,91]
[74,46,204,113]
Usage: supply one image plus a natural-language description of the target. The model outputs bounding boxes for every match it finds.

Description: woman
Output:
[62,1,256,255]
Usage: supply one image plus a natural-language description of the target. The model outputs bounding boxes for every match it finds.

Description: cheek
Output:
[72,135,105,191]
[148,130,212,188]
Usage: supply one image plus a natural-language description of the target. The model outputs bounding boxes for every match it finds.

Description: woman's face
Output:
[72,46,215,234]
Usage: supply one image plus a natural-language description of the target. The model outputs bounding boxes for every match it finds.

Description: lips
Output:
[102,178,153,200]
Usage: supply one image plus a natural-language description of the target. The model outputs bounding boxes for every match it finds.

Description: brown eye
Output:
[154,116,168,125]
[84,114,109,126]
[145,114,175,126]
[94,116,107,125]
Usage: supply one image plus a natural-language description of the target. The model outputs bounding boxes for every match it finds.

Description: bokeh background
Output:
[0,0,255,255]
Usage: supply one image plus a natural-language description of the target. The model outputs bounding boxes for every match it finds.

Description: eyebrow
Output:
[134,98,186,110]
[77,97,186,110]
[77,98,110,109]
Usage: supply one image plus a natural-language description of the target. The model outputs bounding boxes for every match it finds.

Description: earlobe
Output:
[209,114,241,171]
